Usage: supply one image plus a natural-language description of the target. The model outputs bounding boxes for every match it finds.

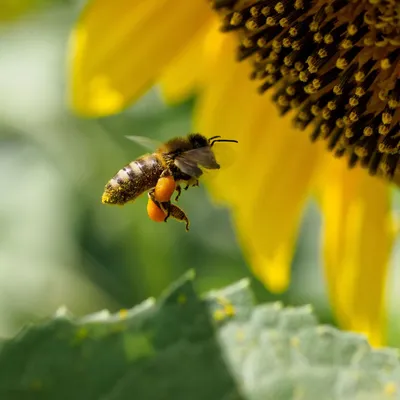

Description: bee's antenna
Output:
[208,135,222,142]
[210,138,238,147]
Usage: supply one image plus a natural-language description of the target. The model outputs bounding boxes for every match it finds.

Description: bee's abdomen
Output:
[102,155,164,205]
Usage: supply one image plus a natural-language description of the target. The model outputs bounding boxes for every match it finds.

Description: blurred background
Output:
[0,1,399,345]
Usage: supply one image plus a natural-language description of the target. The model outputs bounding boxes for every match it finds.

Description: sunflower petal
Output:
[69,0,210,116]
[195,34,319,292]
[317,157,395,346]
[159,21,214,105]
[233,120,320,292]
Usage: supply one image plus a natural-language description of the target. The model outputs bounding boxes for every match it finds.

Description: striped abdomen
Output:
[102,154,164,205]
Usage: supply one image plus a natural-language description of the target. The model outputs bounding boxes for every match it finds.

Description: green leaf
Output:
[0,271,399,400]
[0,0,76,23]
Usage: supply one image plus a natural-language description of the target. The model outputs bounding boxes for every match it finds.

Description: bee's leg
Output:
[161,201,172,222]
[160,169,173,178]
[150,190,189,230]
[148,189,157,205]
[149,190,172,221]
[175,185,182,202]
[184,179,199,190]
[168,204,190,231]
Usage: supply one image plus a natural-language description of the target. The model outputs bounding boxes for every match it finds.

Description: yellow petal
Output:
[69,0,210,116]
[317,156,395,346]
[195,33,260,204]
[233,121,321,292]
[159,20,213,105]
[195,33,320,292]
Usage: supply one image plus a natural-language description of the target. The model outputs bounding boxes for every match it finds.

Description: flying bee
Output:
[102,133,238,229]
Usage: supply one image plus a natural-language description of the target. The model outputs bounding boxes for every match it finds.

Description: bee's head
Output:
[188,133,209,149]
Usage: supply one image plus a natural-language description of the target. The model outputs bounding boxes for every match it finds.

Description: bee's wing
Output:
[125,135,162,152]
[179,147,221,169]
[174,147,220,178]
[174,158,203,178]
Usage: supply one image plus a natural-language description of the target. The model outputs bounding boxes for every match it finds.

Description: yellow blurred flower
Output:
[68,0,398,345]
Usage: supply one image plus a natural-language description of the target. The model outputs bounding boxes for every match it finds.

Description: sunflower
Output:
[69,0,399,346]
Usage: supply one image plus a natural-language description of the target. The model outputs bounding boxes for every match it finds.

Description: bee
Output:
[102,133,238,230]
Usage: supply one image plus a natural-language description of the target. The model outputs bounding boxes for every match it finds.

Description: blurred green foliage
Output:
[0,0,74,22]
[1,273,399,400]
[0,1,399,351]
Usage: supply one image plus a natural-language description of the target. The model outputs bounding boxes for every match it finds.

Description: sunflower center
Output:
[211,0,400,180]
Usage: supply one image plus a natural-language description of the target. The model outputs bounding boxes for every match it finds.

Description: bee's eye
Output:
[189,134,208,148]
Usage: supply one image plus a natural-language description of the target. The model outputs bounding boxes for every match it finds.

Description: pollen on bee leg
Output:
[146,195,167,223]
[154,176,176,202]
